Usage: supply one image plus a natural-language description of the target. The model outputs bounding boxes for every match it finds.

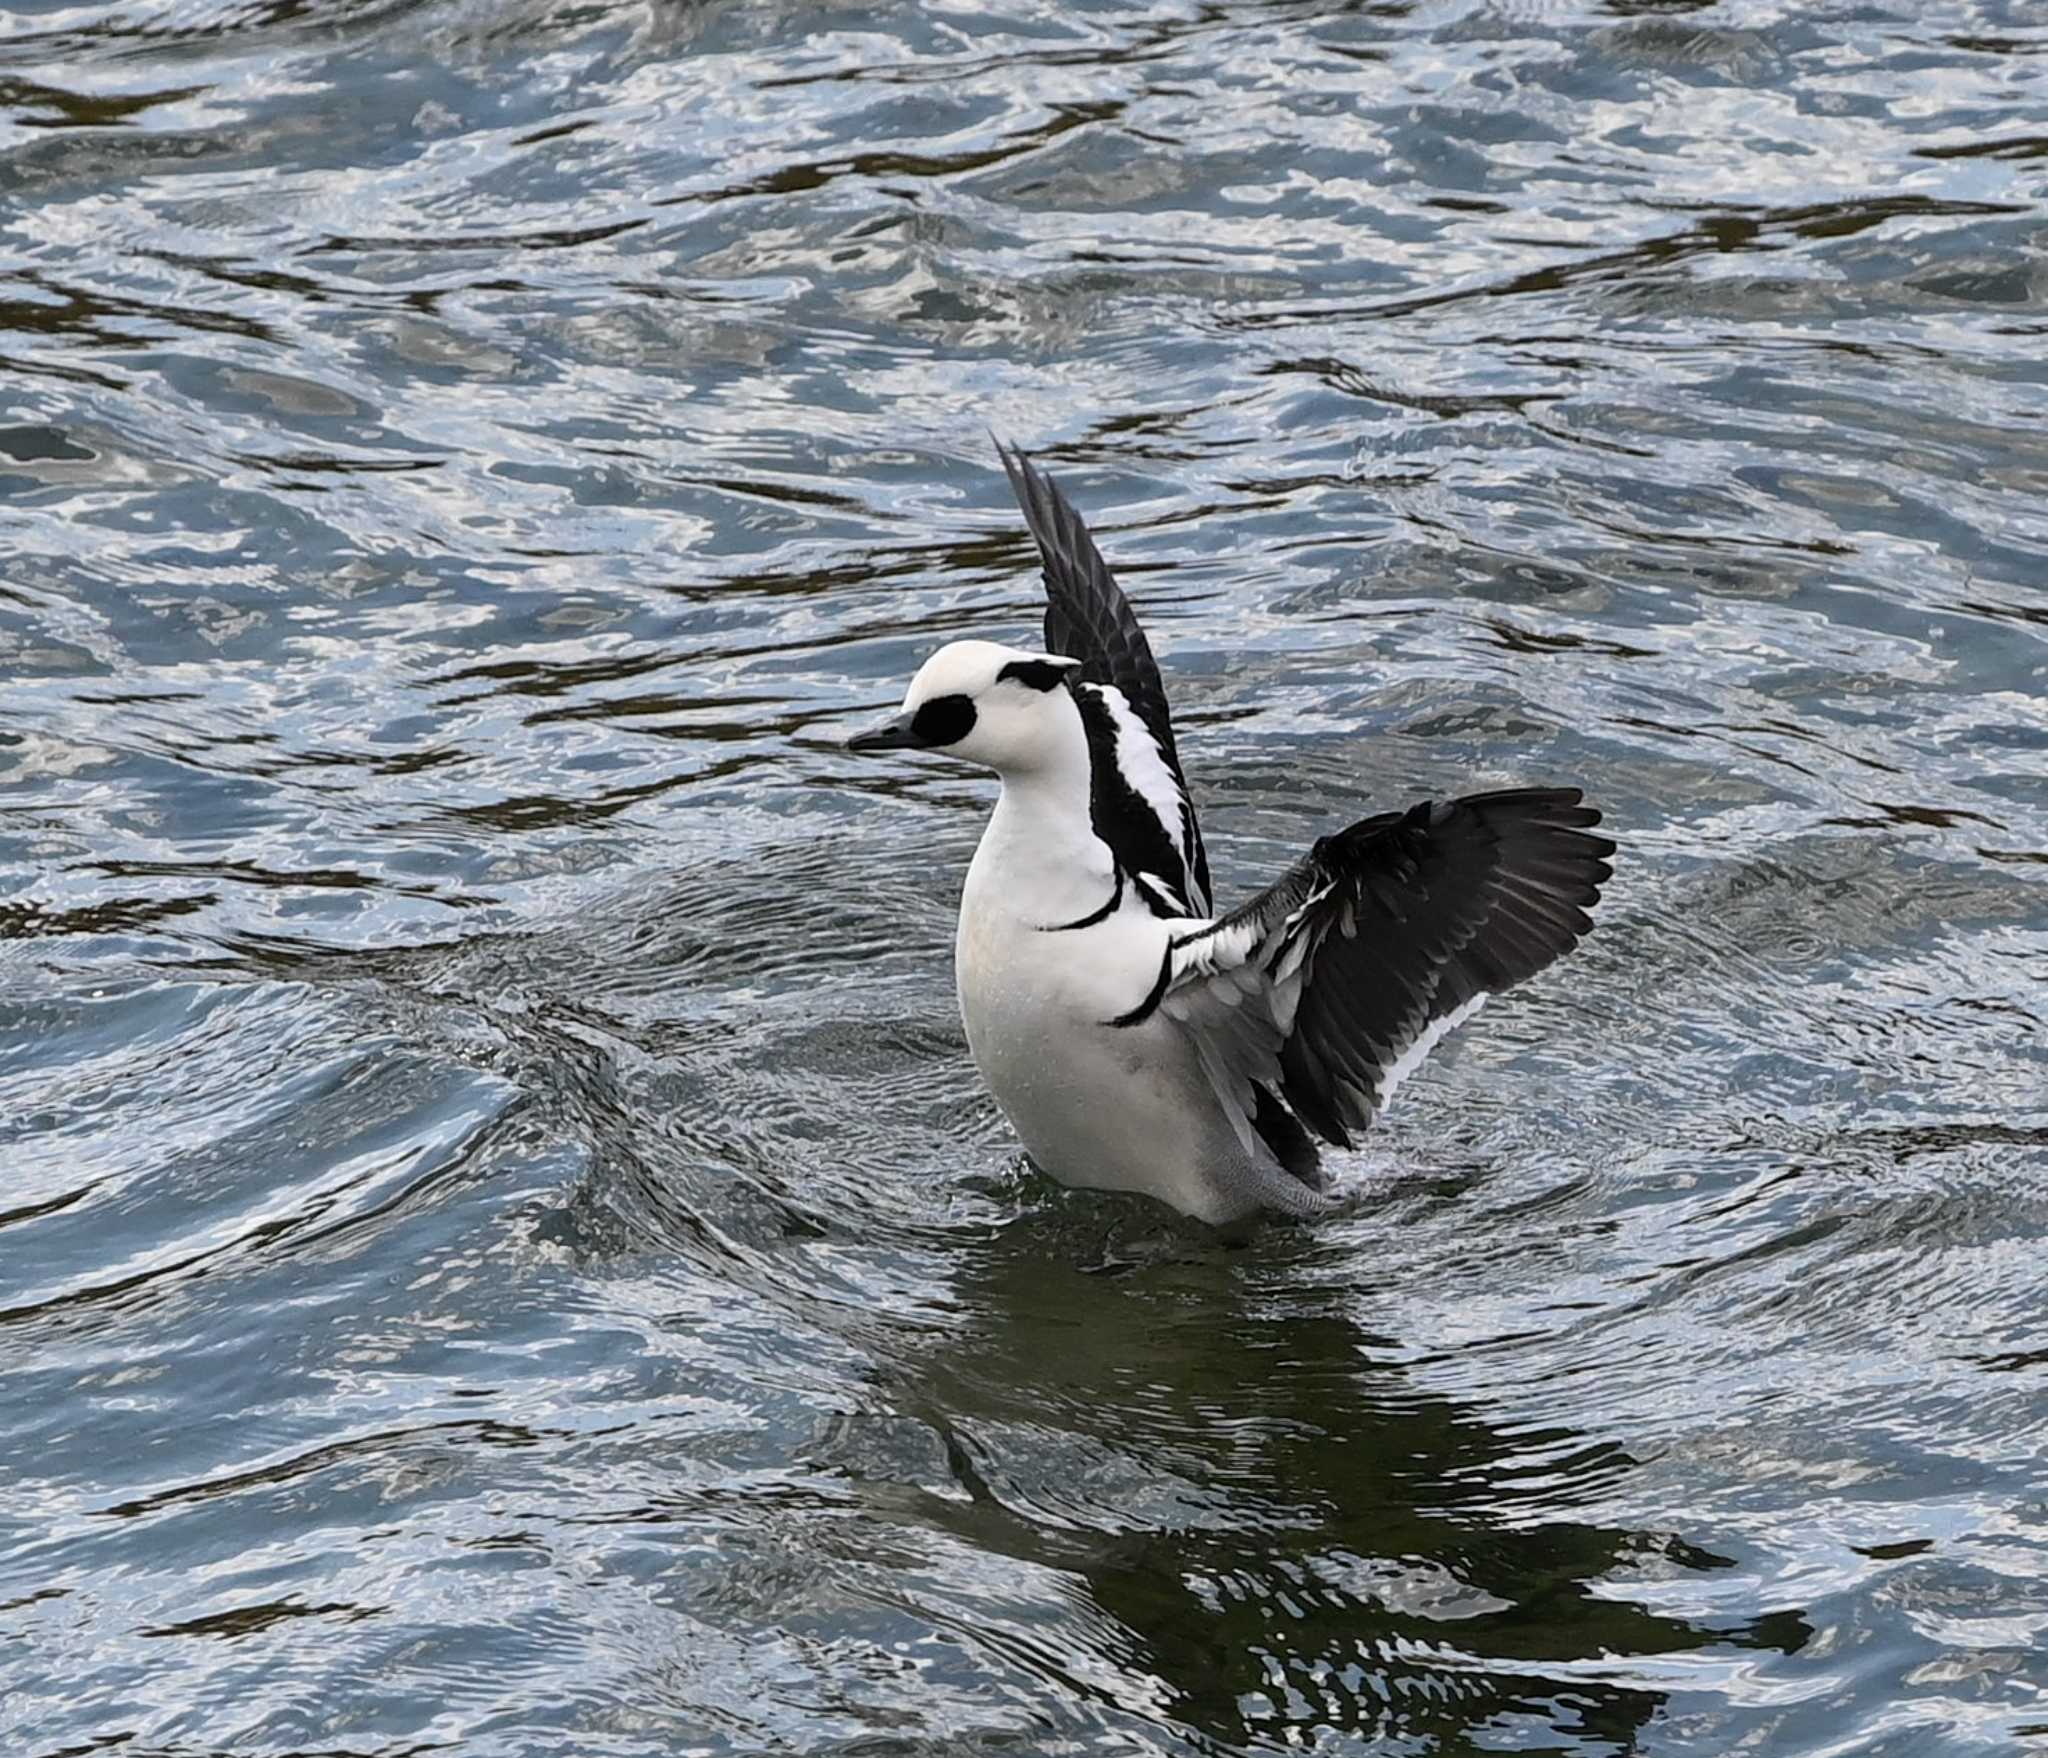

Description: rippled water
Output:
[5,2,2047,1752]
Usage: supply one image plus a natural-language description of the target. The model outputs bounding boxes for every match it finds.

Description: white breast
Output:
[954,795,1247,1217]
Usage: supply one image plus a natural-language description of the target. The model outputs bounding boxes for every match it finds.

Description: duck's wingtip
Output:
[994,436,1045,502]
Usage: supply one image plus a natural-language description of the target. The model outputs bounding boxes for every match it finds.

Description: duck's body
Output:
[846,446,1614,1227]
[952,709,1327,1223]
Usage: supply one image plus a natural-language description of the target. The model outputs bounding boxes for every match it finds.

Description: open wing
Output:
[997,441,1211,916]
[1130,789,1613,1155]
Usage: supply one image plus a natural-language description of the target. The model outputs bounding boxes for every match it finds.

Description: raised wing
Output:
[997,441,1211,915]
[1132,789,1613,1160]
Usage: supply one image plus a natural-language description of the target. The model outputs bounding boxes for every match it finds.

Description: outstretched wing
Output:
[997,441,1211,916]
[1126,788,1613,1157]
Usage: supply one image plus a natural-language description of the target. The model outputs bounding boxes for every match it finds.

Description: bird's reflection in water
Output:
[857,1202,1810,1752]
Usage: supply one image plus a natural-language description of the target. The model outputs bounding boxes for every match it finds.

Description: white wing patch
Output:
[1156,903,1486,1160]
[1159,913,1297,1159]
[1087,682,1202,910]
[1132,787,1611,1170]
[1133,872,1183,915]
[1159,931,1283,1159]
[1376,991,1487,1114]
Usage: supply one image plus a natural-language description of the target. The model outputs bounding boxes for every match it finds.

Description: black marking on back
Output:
[997,656,1069,692]
[1073,683,1198,919]
[911,693,976,747]
[995,441,1211,910]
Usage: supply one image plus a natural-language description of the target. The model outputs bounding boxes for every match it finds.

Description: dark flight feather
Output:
[1162,788,1615,1157]
[996,440,1211,913]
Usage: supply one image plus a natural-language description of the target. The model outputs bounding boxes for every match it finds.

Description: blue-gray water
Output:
[4,3,2047,1753]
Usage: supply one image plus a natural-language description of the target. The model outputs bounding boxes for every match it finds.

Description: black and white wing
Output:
[1127,789,1613,1161]
[997,441,1211,918]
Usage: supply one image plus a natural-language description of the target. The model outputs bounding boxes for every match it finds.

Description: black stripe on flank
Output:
[1041,865,1122,932]
[997,657,1070,692]
[1107,944,1174,1028]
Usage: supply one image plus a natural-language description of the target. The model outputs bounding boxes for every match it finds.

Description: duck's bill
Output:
[844,712,921,753]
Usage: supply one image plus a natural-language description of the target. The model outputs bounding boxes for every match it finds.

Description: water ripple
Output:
[4,0,2047,1753]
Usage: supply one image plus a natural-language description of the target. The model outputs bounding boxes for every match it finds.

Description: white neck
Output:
[964,691,1109,927]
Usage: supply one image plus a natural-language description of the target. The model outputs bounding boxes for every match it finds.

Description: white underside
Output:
[959,877,1207,1214]
[953,774,1288,1224]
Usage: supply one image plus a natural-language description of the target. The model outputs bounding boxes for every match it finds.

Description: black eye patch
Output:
[911,693,977,746]
[997,657,1070,692]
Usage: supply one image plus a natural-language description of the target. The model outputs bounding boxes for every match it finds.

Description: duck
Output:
[845,442,1613,1225]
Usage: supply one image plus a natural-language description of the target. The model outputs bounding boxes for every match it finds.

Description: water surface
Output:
[3,1,2047,1752]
